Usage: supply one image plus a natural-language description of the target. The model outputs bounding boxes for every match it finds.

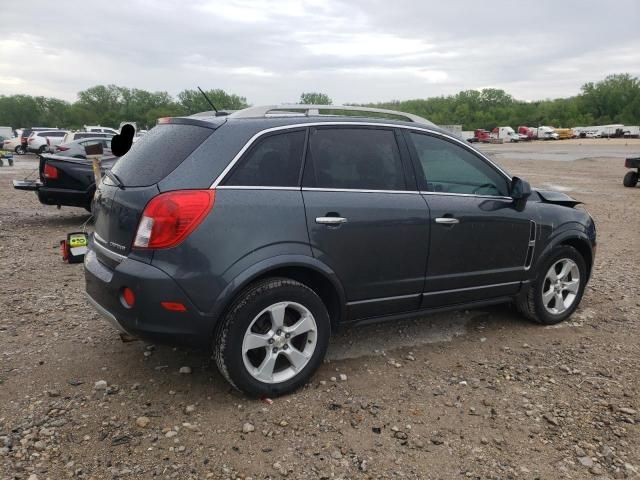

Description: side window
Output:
[224,130,305,187]
[409,132,509,196]
[307,128,405,190]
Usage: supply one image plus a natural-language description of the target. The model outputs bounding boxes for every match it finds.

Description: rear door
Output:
[404,130,535,307]
[301,126,430,320]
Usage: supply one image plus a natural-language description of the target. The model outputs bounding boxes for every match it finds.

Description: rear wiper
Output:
[104,170,124,189]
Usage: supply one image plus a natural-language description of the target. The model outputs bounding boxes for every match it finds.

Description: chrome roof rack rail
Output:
[228,104,434,126]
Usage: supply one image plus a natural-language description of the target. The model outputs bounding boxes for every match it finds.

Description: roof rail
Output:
[228,104,434,126]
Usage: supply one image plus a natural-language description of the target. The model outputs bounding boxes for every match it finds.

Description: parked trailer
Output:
[623,126,640,138]
[573,124,624,138]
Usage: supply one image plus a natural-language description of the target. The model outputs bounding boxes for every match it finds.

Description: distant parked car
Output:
[62,131,114,144]
[2,136,22,153]
[20,128,53,153]
[55,137,112,158]
[84,125,119,135]
[27,130,68,154]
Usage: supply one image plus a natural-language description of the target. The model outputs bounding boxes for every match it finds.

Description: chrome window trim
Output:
[210,122,512,188]
[216,185,301,191]
[303,187,420,195]
[216,185,513,200]
[419,191,513,201]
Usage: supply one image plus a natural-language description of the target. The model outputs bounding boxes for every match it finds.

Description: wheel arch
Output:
[210,255,347,333]
[533,230,594,280]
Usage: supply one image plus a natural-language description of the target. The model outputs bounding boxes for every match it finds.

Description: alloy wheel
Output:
[242,301,317,384]
[541,258,580,315]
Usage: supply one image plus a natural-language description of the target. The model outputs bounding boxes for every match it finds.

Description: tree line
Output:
[0,74,638,131]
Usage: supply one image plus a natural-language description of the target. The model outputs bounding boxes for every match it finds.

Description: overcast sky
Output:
[1,0,639,105]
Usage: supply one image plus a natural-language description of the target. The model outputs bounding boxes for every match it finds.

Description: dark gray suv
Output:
[85,105,596,396]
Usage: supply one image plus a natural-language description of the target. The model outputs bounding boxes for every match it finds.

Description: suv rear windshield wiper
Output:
[104,170,124,189]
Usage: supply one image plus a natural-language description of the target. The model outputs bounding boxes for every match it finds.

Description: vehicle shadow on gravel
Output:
[98,303,538,400]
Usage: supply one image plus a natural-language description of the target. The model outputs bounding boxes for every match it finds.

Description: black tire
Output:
[623,170,638,188]
[214,277,330,397]
[518,245,587,325]
[38,145,47,154]
[15,146,25,155]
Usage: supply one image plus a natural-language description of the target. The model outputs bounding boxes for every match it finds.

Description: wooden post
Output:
[85,142,105,188]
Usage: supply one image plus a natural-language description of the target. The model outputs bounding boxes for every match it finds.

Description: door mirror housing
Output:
[510,176,531,210]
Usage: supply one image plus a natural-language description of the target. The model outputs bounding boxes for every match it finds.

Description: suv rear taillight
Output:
[133,190,215,249]
[44,164,59,179]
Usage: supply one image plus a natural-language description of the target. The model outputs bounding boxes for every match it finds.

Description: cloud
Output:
[0,0,638,104]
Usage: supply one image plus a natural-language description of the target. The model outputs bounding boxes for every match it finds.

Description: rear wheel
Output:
[623,170,638,187]
[15,146,25,155]
[38,145,47,154]
[518,245,587,325]
[214,278,330,397]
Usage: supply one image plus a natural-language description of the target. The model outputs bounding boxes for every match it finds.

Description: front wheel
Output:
[214,278,330,397]
[623,170,638,188]
[518,246,587,325]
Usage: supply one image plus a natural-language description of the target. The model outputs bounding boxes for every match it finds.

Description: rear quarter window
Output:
[110,124,213,187]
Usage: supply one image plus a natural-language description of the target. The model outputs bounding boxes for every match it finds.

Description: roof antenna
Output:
[197,86,218,113]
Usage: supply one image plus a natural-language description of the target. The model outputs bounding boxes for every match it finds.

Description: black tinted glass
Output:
[224,130,305,187]
[307,128,405,190]
[111,124,212,187]
[409,132,509,196]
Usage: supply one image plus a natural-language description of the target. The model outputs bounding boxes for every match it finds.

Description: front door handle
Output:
[316,216,347,225]
[435,217,460,225]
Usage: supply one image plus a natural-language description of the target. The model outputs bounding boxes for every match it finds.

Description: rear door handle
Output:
[435,217,459,225]
[316,216,347,225]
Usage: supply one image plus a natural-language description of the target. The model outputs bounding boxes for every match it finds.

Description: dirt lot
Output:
[1,139,639,480]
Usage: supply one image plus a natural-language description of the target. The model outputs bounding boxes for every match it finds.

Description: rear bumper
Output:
[13,179,42,191]
[38,186,92,208]
[84,247,215,347]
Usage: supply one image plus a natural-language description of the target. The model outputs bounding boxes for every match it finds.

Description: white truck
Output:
[535,126,559,140]
[623,126,640,138]
[492,126,520,142]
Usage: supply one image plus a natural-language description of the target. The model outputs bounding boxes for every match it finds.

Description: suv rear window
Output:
[223,130,305,187]
[110,124,213,187]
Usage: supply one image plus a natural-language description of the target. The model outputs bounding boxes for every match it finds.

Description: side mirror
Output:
[511,176,531,210]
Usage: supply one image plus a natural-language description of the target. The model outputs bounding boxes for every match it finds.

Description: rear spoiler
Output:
[156,116,227,130]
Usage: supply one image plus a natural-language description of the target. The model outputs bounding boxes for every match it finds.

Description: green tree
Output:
[299,92,332,105]
[177,89,248,114]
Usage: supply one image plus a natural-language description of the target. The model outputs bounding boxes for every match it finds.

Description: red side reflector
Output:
[122,287,136,308]
[161,302,187,312]
[44,164,59,179]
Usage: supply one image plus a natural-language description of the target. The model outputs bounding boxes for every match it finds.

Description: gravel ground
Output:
[1,140,639,480]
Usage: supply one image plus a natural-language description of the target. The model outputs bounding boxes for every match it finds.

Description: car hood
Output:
[535,189,582,208]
